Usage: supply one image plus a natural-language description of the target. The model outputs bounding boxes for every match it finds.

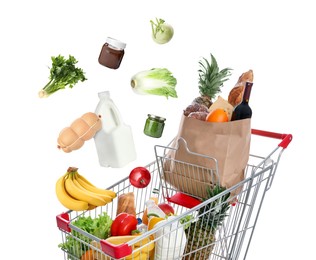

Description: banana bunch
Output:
[56,167,116,211]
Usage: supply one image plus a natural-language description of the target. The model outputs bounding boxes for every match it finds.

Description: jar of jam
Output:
[98,37,126,69]
[143,114,166,138]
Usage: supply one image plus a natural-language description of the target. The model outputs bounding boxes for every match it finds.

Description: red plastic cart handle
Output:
[251,129,292,149]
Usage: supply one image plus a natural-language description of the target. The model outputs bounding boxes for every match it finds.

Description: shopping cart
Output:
[56,129,292,260]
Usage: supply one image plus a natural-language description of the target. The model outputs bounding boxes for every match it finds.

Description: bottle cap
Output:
[98,91,110,99]
[106,37,126,50]
[145,199,156,206]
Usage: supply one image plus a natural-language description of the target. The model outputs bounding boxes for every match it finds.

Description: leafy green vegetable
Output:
[130,68,177,99]
[39,55,87,98]
[58,212,112,259]
[180,214,194,230]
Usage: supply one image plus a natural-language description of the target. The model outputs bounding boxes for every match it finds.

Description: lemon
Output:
[148,216,164,240]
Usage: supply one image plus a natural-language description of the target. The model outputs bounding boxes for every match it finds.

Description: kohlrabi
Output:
[131,68,177,99]
[150,18,174,44]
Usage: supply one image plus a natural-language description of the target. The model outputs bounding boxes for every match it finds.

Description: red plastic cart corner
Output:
[100,239,133,259]
[56,212,71,233]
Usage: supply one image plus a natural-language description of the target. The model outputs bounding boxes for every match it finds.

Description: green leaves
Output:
[131,68,178,99]
[39,54,87,98]
[150,18,166,39]
[58,212,112,259]
[198,185,231,233]
[198,53,233,99]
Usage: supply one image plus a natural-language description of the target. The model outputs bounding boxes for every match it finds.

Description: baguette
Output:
[116,192,136,216]
[228,70,253,107]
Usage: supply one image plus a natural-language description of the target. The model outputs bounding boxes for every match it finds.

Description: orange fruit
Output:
[147,216,164,239]
[206,108,229,122]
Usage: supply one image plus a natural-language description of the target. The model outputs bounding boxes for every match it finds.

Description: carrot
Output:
[81,249,94,260]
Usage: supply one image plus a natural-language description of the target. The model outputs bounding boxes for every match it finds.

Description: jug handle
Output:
[108,102,124,127]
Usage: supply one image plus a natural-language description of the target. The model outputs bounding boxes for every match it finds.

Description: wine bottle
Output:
[231,81,253,121]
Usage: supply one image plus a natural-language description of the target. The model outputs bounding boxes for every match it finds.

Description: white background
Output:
[1,0,315,259]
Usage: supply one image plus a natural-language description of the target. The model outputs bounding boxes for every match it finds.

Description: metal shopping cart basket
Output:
[56,129,292,260]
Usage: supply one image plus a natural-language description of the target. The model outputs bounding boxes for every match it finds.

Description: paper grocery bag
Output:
[163,115,251,199]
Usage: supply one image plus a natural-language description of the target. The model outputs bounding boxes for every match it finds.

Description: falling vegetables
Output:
[150,18,174,44]
[39,55,87,98]
[130,68,178,99]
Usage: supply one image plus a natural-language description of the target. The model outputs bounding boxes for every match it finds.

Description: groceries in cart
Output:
[111,213,138,236]
[58,212,112,259]
[57,127,292,259]
[183,185,231,259]
[52,45,293,260]
[116,192,137,216]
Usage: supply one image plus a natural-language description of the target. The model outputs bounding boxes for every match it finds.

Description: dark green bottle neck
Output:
[242,82,253,103]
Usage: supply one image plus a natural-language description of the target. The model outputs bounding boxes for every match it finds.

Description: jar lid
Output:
[106,37,126,50]
[148,114,166,122]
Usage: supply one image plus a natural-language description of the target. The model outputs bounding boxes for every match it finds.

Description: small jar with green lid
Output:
[143,114,166,138]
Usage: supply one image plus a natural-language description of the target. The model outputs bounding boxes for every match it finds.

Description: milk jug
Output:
[154,216,187,260]
[94,91,136,168]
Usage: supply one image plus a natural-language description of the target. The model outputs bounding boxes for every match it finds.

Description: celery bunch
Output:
[39,55,87,98]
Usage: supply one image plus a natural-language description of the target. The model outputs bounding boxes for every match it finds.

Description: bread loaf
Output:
[228,70,253,107]
[116,192,136,216]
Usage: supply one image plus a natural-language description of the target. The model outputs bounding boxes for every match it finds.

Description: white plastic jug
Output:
[154,216,187,260]
[94,91,137,168]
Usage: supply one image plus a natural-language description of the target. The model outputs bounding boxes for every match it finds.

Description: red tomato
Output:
[111,213,138,236]
[129,167,151,188]
[158,203,175,216]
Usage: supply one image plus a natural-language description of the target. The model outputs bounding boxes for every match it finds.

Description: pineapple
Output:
[184,185,231,259]
[193,54,233,108]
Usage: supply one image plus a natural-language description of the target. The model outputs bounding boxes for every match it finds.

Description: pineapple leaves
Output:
[197,185,231,233]
[198,53,233,100]
[210,54,219,77]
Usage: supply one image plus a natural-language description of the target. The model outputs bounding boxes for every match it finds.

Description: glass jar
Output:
[143,114,166,138]
[98,37,126,69]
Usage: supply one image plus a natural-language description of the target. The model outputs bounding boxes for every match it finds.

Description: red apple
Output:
[158,203,175,216]
[129,167,151,188]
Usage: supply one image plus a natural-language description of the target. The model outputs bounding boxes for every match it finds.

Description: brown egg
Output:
[81,112,102,133]
[70,118,93,141]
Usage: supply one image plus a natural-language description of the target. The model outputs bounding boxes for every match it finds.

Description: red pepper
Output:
[111,213,138,236]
